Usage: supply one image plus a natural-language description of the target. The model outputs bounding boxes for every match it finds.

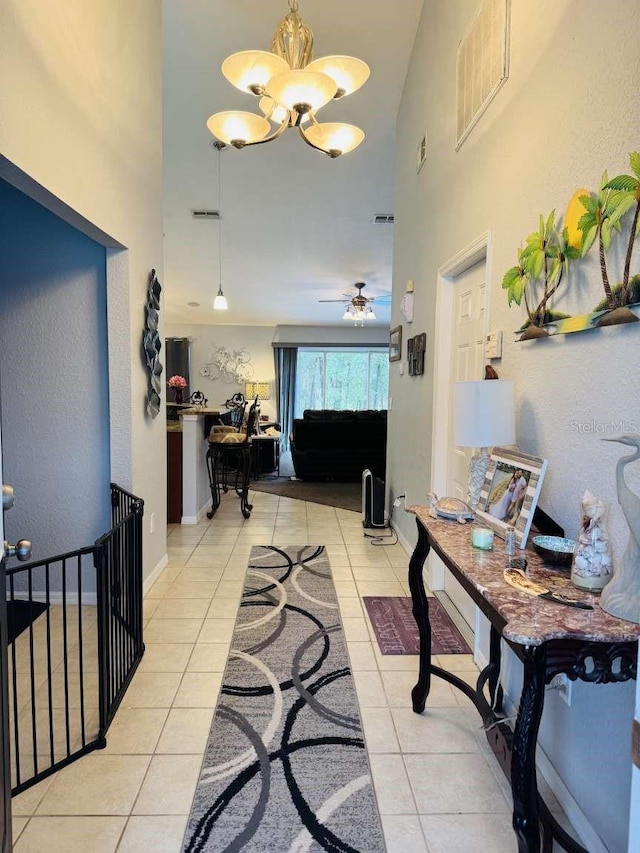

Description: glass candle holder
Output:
[472,527,494,550]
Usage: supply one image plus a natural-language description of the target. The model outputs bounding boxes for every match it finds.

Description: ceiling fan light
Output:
[266,70,337,113]
[302,122,365,156]
[342,309,352,320]
[365,308,376,320]
[222,50,289,95]
[305,55,370,97]
[206,111,271,146]
[213,285,228,311]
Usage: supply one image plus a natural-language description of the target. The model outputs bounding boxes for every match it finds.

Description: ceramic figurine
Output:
[599,436,640,624]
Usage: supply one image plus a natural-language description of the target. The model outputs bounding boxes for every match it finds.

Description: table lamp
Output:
[453,380,515,509]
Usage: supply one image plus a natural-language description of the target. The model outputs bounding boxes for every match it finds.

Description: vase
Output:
[174,388,184,405]
[571,495,613,592]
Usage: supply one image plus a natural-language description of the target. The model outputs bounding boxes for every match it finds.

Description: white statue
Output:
[599,436,640,624]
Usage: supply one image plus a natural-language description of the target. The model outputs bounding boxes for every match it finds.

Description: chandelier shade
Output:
[206,111,271,147]
[301,122,365,157]
[206,0,369,157]
[304,55,370,97]
[221,50,289,94]
[265,70,336,114]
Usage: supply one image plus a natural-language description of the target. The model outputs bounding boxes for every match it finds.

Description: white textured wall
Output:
[165,324,279,422]
[391,1,639,850]
[0,1,165,579]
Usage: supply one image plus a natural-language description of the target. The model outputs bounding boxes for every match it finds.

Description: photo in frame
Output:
[475,446,548,548]
[389,326,402,362]
[408,333,426,375]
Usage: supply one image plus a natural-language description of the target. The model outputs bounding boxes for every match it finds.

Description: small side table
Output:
[251,435,280,480]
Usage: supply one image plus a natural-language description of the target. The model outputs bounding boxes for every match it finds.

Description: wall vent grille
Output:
[192,209,220,219]
[372,214,394,225]
[456,0,510,150]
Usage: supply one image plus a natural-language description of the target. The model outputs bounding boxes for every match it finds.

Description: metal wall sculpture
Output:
[200,346,255,384]
[143,269,162,418]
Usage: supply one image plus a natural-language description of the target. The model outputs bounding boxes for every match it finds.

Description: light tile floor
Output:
[11,490,576,852]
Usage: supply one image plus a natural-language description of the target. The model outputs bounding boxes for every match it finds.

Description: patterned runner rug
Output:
[183,545,385,852]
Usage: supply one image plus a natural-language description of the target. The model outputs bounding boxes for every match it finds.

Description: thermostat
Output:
[485,330,503,359]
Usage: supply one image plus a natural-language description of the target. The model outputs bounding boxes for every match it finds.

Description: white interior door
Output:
[441,262,486,628]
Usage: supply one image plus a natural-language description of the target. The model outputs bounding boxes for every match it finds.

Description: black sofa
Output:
[290,409,387,482]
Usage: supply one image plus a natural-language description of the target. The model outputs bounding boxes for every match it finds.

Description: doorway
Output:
[430,233,492,644]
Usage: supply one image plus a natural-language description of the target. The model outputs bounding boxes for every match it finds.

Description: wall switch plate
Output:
[398,363,405,375]
[150,512,155,534]
[485,329,503,359]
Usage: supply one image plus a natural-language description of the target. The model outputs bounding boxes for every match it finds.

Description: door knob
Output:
[2,484,14,511]
[3,539,32,562]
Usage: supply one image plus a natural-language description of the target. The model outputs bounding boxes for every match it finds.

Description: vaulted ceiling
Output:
[162,0,424,328]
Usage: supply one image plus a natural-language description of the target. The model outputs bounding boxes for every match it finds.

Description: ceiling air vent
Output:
[191,209,220,220]
[372,214,394,225]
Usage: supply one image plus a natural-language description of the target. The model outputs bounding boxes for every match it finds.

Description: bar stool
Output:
[206,398,259,519]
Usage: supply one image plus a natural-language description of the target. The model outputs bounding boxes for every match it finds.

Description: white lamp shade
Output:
[206,111,271,146]
[265,70,337,112]
[302,122,365,155]
[222,51,289,94]
[305,55,370,96]
[453,380,515,447]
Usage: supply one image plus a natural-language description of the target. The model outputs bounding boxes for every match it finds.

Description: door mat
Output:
[363,596,471,655]
[7,599,49,645]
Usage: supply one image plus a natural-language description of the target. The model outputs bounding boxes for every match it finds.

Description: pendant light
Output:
[213,142,228,311]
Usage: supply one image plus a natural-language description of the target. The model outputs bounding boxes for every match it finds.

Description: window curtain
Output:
[274,346,297,451]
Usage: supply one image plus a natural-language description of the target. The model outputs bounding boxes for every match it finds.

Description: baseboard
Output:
[144,553,168,594]
[433,590,475,649]
[14,592,97,606]
[391,520,413,558]
[181,500,210,525]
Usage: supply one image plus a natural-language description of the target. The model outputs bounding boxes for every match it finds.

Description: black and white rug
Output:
[183,545,385,852]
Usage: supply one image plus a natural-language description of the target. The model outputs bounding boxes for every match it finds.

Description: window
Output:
[294,348,389,417]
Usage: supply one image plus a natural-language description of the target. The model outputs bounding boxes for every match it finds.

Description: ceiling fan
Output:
[318,282,391,325]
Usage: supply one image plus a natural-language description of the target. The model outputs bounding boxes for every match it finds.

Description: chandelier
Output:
[206,0,370,158]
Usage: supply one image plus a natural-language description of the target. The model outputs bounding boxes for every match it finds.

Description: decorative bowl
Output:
[531,535,576,568]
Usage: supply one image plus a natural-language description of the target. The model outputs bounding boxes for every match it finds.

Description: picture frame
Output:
[408,332,426,375]
[475,446,548,548]
[389,325,402,362]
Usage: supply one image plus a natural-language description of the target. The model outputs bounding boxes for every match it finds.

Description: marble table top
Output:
[408,505,640,647]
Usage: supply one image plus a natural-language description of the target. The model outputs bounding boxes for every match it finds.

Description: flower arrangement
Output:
[167,375,187,389]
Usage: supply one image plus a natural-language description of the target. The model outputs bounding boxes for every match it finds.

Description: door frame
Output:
[429,231,493,591]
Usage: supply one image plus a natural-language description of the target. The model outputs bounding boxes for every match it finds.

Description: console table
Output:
[407,505,639,853]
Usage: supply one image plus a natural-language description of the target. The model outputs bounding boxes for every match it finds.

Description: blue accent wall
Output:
[0,179,110,577]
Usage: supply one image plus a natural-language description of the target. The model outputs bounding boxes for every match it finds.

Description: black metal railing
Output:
[5,484,144,795]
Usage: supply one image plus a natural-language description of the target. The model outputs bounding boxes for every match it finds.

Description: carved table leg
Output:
[409,519,432,713]
[512,644,547,853]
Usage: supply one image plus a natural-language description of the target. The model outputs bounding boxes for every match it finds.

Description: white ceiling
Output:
[162,0,424,328]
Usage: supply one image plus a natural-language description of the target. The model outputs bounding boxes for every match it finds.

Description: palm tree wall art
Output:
[502,151,640,339]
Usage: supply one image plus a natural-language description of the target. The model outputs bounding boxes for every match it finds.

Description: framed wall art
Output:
[407,333,426,375]
[475,446,548,548]
[389,326,402,362]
